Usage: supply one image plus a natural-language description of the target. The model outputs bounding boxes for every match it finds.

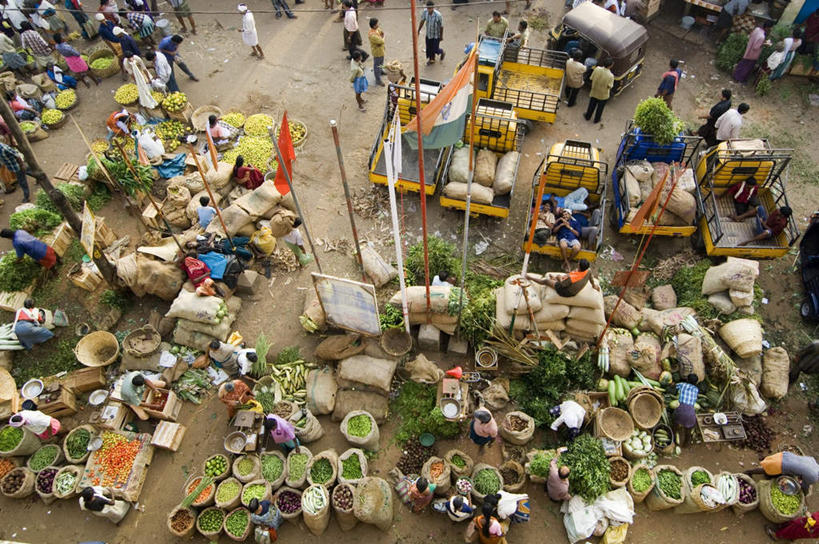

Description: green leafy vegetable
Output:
[633,97,683,146]
[9,207,62,236]
[716,33,749,72]
[458,271,503,348]
[379,304,404,331]
[100,289,131,311]
[473,468,501,495]
[631,468,653,493]
[28,445,60,471]
[0,426,23,451]
[690,470,711,487]
[341,455,363,480]
[0,253,41,292]
[309,458,333,484]
[347,414,373,438]
[275,346,301,365]
[34,183,86,215]
[405,235,460,285]
[657,469,682,499]
[528,451,556,478]
[561,435,611,502]
[66,428,91,459]
[450,454,467,469]
[390,381,464,444]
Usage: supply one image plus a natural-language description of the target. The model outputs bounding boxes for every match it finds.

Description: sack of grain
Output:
[449,146,471,184]
[652,162,670,186]
[643,307,695,336]
[332,390,388,423]
[604,296,641,330]
[630,333,662,379]
[606,329,634,377]
[493,151,518,195]
[760,347,789,400]
[676,333,704,382]
[360,245,397,287]
[205,161,234,189]
[719,318,762,358]
[475,148,498,187]
[337,355,398,395]
[622,286,650,310]
[565,318,604,341]
[443,181,495,204]
[676,168,696,194]
[390,285,453,314]
[503,275,543,315]
[708,292,737,314]
[541,275,604,309]
[626,160,653,183]
[405,354,444,384]
[659,182,696,225]
[305,367,338,415]
[729,288,754,308]
[623,168,641,207]
[701,259,759,295]
[651,285,677,311]
[569,305,606,324]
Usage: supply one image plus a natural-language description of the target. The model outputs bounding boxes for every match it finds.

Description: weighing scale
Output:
[438,378,469,422]
[230,409,262,452]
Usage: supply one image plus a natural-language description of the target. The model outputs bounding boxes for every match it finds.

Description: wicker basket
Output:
[595,407,634,442]
[56,91,78,111]
[380,328,412,357]
[52,465,83,499]
[43,112,68,129]
[628,392,663,430]
[288,119,308,148]
[89,49,120,79]
[62,424,95,464]
[191,105,223,132]
[74,331,120,367]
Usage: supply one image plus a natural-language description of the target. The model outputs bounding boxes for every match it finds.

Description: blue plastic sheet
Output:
[155,153,187,179]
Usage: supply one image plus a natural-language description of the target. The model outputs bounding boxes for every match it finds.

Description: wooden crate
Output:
[0,290,29,312]
[61,366,107,394]
[39,386,78,418]
[95,217,117,249]
[141,389,181,422]
[166,102,194,123]
[53,162,79,182]
[94,401,134,431]
[150,421,186,452]
[43,222,75,258]
[141,199,163,229]
[69,264,103,291]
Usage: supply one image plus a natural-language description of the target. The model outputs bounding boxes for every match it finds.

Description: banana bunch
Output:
[268,360,313,401]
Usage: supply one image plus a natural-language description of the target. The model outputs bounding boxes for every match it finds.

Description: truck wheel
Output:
[801,301,814,321]
[520,120,533,135]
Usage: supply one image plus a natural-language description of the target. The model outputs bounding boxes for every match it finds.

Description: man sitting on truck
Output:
[526,258,600,297]
[726,176,760,221]
[553,209,582,271]
[738,206,792,246]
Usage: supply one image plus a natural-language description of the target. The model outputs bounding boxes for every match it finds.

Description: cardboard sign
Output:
[312,273,380,336]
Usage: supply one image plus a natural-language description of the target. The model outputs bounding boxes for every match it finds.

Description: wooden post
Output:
[185,142,234,249]
[0,99,117,285]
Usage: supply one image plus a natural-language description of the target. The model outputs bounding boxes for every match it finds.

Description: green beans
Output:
[261,454,284,482]
[341,455,362,480]
[289,454,308,480]
[66,429,91,459]
[347,415,373,438]
[770,485,801,515]
[310,458,333,484]
[474,469,501,495]
[224,509,249,537]
[657,469,682,499]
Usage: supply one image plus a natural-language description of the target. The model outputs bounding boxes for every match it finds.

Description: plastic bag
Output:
[562,496,599,544]
[251,227,277,256]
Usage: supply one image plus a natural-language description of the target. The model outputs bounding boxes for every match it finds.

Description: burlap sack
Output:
[405,353,444,384]
[293,410,324,444]
[708,292,736,314]
[736,354,763,387]
[305,450,338,489]
[337,448,368,485]
[565,319,604,341]
[645,465,685,511]
[470,464,503,502]
[606,329,634,377]
[266,207,297,237]
[232,455,261,484]
[499,411,535,446]
[674,483,722,514]
[337,355,398,394]
[305,368,337,415]
[449,146,471,184]
[361,245,398,287]
[443,181,495,204]
[421,456,451,496]
[301,484,331,536]
[493,151,517,195]
[233,181,282,218]
[503,275,543,315]
[500,460,526,492]
[332,483,358,531]
[540,275,604,309]
[568,305,606,324]
[314,334,365,361]
[675,333,704,382]
[758,479,804,523]
[732,473,759,515]
[627,465,655,504]
[643,307,695,336]
[658,183,696,224]
[302,290,326,332]
[166,291,224,324]
[216,204,253,236]
[353,477,394,531]
[340,411,380,451]
[651,285,677,310]
[701,259,758,295]
[482,379,510,410]
[630,333,662,379]
[719,318,762,358]
[604,296,641,330]
[285,447,313,489]
[205,161,234,189]
[761,347,789,400]
[332,390,389,423]
[444,449,473,479]
[623,167,641,207]
[475,148,497,187]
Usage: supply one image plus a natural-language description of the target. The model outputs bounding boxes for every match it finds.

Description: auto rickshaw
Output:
[548,2,648,95]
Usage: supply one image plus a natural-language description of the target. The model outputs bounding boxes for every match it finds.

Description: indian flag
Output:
[404,50,476,150]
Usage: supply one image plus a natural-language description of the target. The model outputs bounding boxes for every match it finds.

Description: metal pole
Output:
[186,141,235,249]
[0,101,117,284]
[113,140,186,254]
[410,0,431,317]
[329,120,365,282]
[269,128,323,274]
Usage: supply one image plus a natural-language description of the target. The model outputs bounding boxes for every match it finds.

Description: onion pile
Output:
[36,468,58,494]
[1,468,26,493]
[332,485,353,511]
[276,490,301,514]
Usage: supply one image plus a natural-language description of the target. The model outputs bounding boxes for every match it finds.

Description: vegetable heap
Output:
[187,477,215,504]
[277,489,301,513]
[0,458,17,479]
[391,381,463,444]
[474,468,501,495]
[1,468,27,494]
[633,97,683,146]
[29,445,60,472]
[20,121,37,133]
[657,469,682,500]
[223,508,249,537]
[289,453,308,480]
[450,454,467,469]
[54,470,79,495]
[35,467,57,493]
[36,182,87,214]
[197,508,224,533]
[154,120,187,147]
[0,426,23,452]
[221,135,276,171]
[631,468,653,493]
[528,451,555,478]
[458,271,503,348]
[0,253,41,292]
[66,428,92,460]
[341,454,362,480]
[54,89,76,109]
[10,207,62,237]
[332,484,353,510]
[90,56,114,70]
[277,120,307,146]
[244,113,274,137]
[88,432,141,487]
[770,485,801,515]
[162,91,187,112]
[347,414,372,438]
[456,477,472,495]
[690,470,711,487]
[222,112,245,128]
[738,477,757,504]
[310,458,333,484]
[170,509,194,533]
[216,479,240,502]
[236,457,255,477]
[114,84,139,105]
[302,485,327,515]
[241,483,267,504]
[42,108,64,126]
[86,155,154,196]
[261,454,284,482]
[609,458,630,482]
[625,429,653,457]
[561,435,611,502]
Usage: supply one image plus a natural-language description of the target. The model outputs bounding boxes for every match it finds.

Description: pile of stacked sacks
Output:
[165,289,243,351]
[444,147,517,204]
[701,257,759,315]
[622,161,698,227]
[493,274,606,342]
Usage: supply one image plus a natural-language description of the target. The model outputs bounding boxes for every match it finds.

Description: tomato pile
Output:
[87,432,141,488]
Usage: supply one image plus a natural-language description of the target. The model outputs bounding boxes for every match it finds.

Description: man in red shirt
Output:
[727,176,760,221]
[739,206,791,246]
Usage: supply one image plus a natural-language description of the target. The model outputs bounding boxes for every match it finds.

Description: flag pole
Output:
[329,119,366,282]
[456,28,480,335]
[409,0,432,318]
[269,127,323,274]
[385,112,411,333]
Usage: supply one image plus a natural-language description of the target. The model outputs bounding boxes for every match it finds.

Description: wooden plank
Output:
[53,162,79,181]
[40,386,78,417]
[150,421,186,452]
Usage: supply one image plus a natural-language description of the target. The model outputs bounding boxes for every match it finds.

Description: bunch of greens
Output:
[657,469,682,499]
[0,253,41,292]
[87,155,153,196]
[390,381,463,444]
[560,435,611,502]
[458,271,502,348]
[34,183,86,214]
[509,346,597,427]
[671,258,761,320]
[631,467,653,493]
[9,207,62,236]
[379,304,404,331]
[716,33,749,72]
[86,183,112,211]
[528,451,556,478]
[405,235,460,285]
[473,468,502,495]
[690,470,711,487]
[101,289,131,311]
[633,97,684,146]
[275,346,301,365]
[309,458,334,484]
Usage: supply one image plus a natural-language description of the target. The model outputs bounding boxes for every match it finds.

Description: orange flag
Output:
[274,112,295,195]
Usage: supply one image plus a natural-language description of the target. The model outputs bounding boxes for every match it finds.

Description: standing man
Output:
[672,373,699,446]
[20,22,54,70]
[168,0,195,34]
[145,49,177,92]
[418,1,444,65]
[342,1,360,56]
[584,57,613,124]
[564,48,585,107]
[368,18,385,86]
[714,102,749,143]
[733,21,772,83]
[159,34,199,82]
[271,0,296,19]
[95,12,123,61]
[237,4,263,59]
[655,59,681,109]
[0,0,28,32]
[0,144,30,202]
[484,11,508,39]
[696,88,732,147]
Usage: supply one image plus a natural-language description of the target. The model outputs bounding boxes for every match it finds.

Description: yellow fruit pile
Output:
[90,57,114,71]
[221,112,245,128]
[162,92,187,112]
[114,84,139,105]
[19,121,37,133]
[221,135,277,170]
[155,120,187,147]
[244,114,273,137]
[55,89,76,110]
[277,120,307,146]
[41,109,64,126]
[91,139,109,153]
[151,90,164,104]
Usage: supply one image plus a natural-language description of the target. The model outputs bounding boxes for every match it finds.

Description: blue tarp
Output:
[198,251,228,280]
[155,153,187,179]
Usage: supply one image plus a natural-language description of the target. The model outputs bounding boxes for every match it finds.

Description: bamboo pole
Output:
[329,120,366,282]
[185,141,234,249]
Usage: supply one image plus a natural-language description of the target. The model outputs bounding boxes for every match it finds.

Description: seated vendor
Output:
[726,176,760,221]
[197,196,217,229]
[120,371,166,420]
[532,200,556,245]
[218,379,253,418]
[79,486,131,524]
[13,298,53,350]
[526,258,599,297]
[232,155,264,190]
[206,114,230,143]
[553,210,582,271]
[106,108,132,140]
[209,340,239,375]
[432,270,455,287]
[739,205,791,246]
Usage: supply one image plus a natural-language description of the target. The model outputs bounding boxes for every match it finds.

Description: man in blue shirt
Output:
[112,26,140,59]
[553,209,582,271]
[196,196,217,229]
[158,34,199,82]
[655,59,681,109]
[0,142,29,201]
[1,228,57,268]
[673,373,699,446]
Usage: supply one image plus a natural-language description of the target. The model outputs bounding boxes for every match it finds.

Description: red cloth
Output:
[727,181,758,203]
[766,209,788,236]
[775,513,819,540]
[182,256,210,286]
[35,419,60,440]
[806,12,819,43]
[273,112,295,196]
[237,166,264,190]
[37,246,56,269]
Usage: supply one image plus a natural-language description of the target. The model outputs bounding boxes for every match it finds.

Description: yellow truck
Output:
[473,36,567,125]
[368,78,451,195]
[692,139,799,259]
[522,141,608,262]
[439,99,525,219]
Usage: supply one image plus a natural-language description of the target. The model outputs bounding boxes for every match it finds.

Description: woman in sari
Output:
[770,30,803,80]
[232,155,264,190]
[408,476,436,512]
[54,33,100,86]
[468,503,507,544]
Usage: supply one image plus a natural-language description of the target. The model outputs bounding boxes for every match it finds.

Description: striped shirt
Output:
[21,30,51,56]
[676,382,699,406]
[421,9,443,39]
[0,143,21,173]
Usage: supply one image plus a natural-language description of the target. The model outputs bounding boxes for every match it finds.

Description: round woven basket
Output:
[89,49,119,79]
[380,328,412,357]
[74,330,120,367]
[628,392,663,430]
[55,91,78,111]
[191,105,223,132]
[43,112,68,129]
[596,407,634,442]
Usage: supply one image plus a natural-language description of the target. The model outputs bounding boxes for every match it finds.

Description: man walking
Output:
[238,4,263,58]
[564,48,585,107]
[0,142,29,202]
[418,1,444,65]
[159,34,199,82]
[584,57,613,124]
[168,0,196,34]
[342,1,360,56]
[655,59,681,109]
[714,102,749,143]
[271,0,296,20]
[368,18,385,86]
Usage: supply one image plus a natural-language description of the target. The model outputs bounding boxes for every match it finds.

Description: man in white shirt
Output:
[282,218,313,267]
[145,49,178,93]
[343,1,361,58]
[549,399,586,440]
[715,102,749,143]
[236,348,258,376]
[0,0,27,31]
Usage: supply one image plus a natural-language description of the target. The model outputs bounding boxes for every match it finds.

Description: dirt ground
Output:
[0,0,818,541]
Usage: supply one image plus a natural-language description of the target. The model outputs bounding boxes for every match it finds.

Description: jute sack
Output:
[676,333,705,382]
[302,290,326,332]
[674,483,722,514]
[1,467,35,499]
[301,484,331,536]
[173,325,217,352]
[623,286,651,310]
[499,411,535,446]
[340,411,380,451]
[421,456,451,496]
[405,354,444,384]
[604,296,641,330]
[353,477,394,531]
[645,465,685,511]
[651,285,677,310]
[332,390,389,423]
[285,447,313,489]
[314,334,365,361]
[293,410,324,444]
[232,455,261,484]
[215,477,242,510]
[701,259,758,295]
[623,167,641,207]
[165,291,224,325]
[53,465,83,499]
[540,274,604,309]
[658,183,696,224]
[729,288,754,307]
[449,146,471,184]
[332,483,358,531]
[643,307,695,336]
[604,329,634,377]
[177,313,236,343]
[732,473,759,515]
[390,285,454,314]
[500,460,526,492]
[493,151,517,195]
[565,318,604,341]
[223,507,252,542]
[305,368,338,415]
[337,355,398,395]
[239,479,271,508]
[361,245,398,287]
[719,318,762,358]
[305,450,339,489]
[337,448,368,485]
[569,305,606,325]
[737,354,762,386]
[475,148,498,187]
[682,466,713,496]
[273,486,303,523]
[625,160,653,183]
[186,190,222,222]
[470,464,504,502]
[205,161,234,189]
[630,333,662,380]
[713,472,739,511]
[708,292,737,314]
[443,181,494,204]
[260,452,287,490]
[482,379,510,410]
[134,255,186,300]
[503,275,543,315]
[167,506,197,538]
[216,204,253,236]
[627,465,655,504]
[444,449,473,480]
[233,181,281,218]
[266,207,297,237]
[761,347,789,399]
